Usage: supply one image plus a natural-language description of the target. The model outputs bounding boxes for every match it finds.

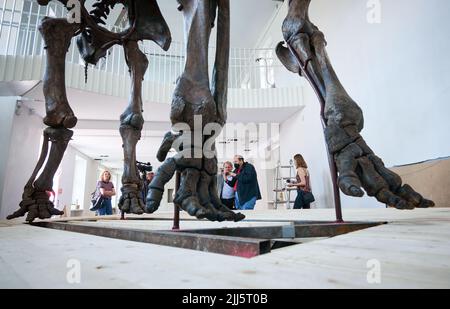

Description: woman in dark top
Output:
[288,154,313,209]
[97,170,116,215]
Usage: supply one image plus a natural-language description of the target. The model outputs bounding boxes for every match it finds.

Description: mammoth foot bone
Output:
[146,156,245,222]
[325,125,435,209]
[119,184,146,215]
[277,0,434,210]
[7,188,64,222]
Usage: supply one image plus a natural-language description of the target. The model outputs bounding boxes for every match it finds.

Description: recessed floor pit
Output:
[32,220,386,258]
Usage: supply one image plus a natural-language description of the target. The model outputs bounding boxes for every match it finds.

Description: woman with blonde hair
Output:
[288,154,315,209]
[97,170,116,215]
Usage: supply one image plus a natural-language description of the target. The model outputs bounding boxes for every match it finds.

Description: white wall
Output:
[0,103,44,219]
[0,97,18,217]
[280,91,335,209]
[275,0,450,209]
[0,102,111,219]
[47,145,120,217]
[58,145,100,214]
[309,0,450,166]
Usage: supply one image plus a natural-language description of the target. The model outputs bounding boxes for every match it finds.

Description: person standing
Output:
[142,171,154,201]
[98,170,116,215]
[226,155,261,210]
[288,154,314,209]
[217,161,235,210]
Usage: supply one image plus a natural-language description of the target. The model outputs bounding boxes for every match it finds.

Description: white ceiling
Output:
[22,83,301,122]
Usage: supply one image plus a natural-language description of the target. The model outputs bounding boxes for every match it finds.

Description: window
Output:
[258,49,275,89]
[52,167,62,208]
[110,172,118,209]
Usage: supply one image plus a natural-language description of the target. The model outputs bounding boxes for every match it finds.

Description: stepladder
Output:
[273,160,297,209]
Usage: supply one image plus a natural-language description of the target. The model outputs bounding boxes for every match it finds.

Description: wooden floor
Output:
[1,208,449,288]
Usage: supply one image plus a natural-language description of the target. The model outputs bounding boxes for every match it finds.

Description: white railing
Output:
[0,0,303,108]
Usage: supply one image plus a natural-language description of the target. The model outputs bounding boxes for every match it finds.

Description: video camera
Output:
[136,161,153,189]
[136,161,153,173]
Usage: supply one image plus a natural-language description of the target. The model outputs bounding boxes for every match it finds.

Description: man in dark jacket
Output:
[225,155,261,210]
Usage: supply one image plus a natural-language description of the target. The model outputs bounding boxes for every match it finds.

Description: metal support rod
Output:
[172,170,181,230]
[286,43,343,223]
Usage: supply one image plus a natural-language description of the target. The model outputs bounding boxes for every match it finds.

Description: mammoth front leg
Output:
[7,128,72,222]
[7,18,79,222]
[118,41,148,215]
[277,0,434,210]
[146,0,244,222]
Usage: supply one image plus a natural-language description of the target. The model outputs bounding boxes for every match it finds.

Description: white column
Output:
[0,96,19,218]
[0,98,44,219]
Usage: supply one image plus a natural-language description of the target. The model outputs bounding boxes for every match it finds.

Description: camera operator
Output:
[142,171,154,201]
[136,161,153,201]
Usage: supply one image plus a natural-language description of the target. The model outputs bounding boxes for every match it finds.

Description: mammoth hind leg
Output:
[118,41,149,215]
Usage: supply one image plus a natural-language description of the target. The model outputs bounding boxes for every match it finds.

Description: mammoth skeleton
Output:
[7,0,434,223]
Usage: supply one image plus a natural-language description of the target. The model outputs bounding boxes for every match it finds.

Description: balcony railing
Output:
[0,0,304,108]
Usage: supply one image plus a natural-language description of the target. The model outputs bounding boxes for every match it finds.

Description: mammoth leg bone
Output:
[7,128,72,222]
[146,0,245,222]
[7,18,79,222]
[174,166,209,219]
[118,40,148,215]
[277,0,434,210]
[40,17,79,129]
